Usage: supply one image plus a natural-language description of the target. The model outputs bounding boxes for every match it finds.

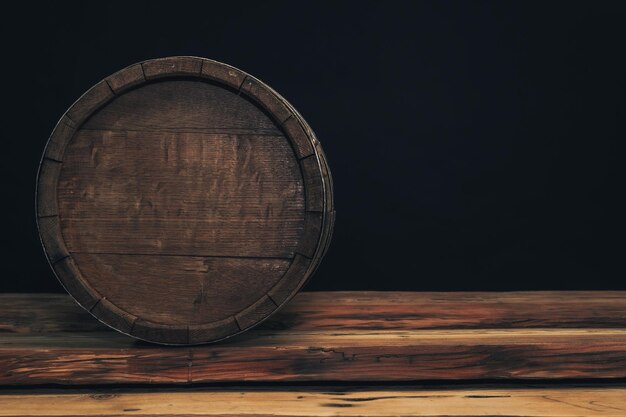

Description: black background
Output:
[2,1,624,293]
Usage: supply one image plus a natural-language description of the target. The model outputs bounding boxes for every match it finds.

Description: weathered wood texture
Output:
[35,57,334,345]
[2,386,626,416]
[2,292,626,385]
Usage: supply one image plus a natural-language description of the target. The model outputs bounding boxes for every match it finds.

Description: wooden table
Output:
[1,291,626,416]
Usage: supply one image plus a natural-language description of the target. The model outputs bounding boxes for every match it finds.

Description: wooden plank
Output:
[1,386,626,416]
[300,155,324,212]
[3,328,626,384]
[282,116,314,158]
[58,131,305,257]
[141,56,203,79]
[1,292,626,384]
[5,291,626,334]
[66,81,114,126]
[74,254,291,326]
[81,80,280,134]
[235,295,277,330]
[0,294,108,333]
[36,160,62,217]
[241,76,292,124]
[36,216,68,263]
[267,291,626,331]
[106,63,145,94]
[0,335,189,384]
[200,59,246,90]
[268,255,312,304]
[42,116,75,162]
[51,257,100,311]
[295,212,323,258]
[189,328,626,381]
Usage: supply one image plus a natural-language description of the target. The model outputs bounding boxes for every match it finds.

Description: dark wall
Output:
[2,1,624,292]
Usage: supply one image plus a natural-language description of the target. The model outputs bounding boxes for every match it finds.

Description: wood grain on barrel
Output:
[81,80,280,134]
[2,291,626,385]
[2,386,626,416]
[73,255,291,324]
[59,130,304,257]
[36,57,334,344]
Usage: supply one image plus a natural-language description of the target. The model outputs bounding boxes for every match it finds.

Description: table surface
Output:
[2,291,626,416]
[2,385,626,417]
[2,291,626,385]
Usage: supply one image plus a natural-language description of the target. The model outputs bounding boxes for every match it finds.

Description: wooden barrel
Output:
[36,57,334,345]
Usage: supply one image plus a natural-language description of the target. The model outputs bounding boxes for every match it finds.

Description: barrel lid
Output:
[36,56,334,345]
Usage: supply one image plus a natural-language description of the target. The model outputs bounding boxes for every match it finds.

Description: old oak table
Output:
[1,291,626,416]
